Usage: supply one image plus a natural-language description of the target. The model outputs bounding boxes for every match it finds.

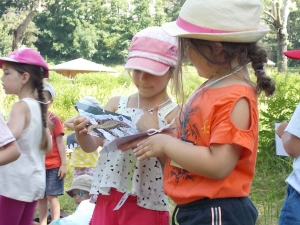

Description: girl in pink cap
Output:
[74,26,179,225]
[0,48,52,225]
[122,0,276,224]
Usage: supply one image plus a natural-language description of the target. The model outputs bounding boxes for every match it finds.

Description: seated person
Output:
[50,175,95,225]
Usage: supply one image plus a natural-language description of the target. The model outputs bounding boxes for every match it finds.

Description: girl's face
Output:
[186,45,214,79]
[1,63,23,95]
[132,70,171,97]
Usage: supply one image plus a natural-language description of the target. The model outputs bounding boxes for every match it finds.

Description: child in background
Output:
[0,48,52,225]
[0,114,20,165]
[74,26,179,225]
[64,96,101,178]
[125,1,276,224]
[38,82,66,225]
[50,174,95,225]
[276,49,300,225]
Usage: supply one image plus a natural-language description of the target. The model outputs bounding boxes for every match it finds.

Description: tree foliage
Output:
[0,0,299,66]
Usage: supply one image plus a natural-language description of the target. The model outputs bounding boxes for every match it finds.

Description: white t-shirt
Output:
[285,103,300,193]
[50,199,95,225]
[0,115,15,147]
[91,96,178,211]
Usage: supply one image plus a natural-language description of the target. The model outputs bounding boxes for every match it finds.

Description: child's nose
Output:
[139,72,150,81]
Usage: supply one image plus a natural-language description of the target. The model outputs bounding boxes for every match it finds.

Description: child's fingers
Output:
[74,117,89,133]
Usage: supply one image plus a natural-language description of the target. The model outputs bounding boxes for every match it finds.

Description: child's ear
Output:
[213,42,223,56]
[21,72,30,84]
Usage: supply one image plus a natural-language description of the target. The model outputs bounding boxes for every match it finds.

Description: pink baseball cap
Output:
[283,50,300,60]
[124,26,178,76]
[0,48,49,78]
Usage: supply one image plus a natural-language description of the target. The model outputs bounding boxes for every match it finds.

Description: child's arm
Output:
[277,120,300,158]
[64,117,75,131]
[74,96,120,153]
[0,142,21,166]
[44,127,53,154]
[7,101,28,139]
[56,134,67,179]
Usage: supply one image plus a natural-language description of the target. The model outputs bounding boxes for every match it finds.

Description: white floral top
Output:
[90,96,178,211]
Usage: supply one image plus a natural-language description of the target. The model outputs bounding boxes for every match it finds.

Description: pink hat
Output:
[283,50,300,60]
[0,48,49,78]
[124,26,178,76]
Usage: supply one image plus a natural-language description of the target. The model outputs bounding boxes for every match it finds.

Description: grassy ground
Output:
[54,153,288,225]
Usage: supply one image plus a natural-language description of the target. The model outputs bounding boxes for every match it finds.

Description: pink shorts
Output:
[73,167,95,178]
[90,188,169,225]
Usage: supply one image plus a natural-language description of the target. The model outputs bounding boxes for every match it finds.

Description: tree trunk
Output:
[12,10,36,51]
[279,0,291,72]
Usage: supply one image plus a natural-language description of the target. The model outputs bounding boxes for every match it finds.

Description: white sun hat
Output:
[162,0,269,43]
[43,82,55,99]
[79,96,102,108]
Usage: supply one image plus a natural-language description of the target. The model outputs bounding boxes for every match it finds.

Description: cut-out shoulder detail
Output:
[230,97,251,131]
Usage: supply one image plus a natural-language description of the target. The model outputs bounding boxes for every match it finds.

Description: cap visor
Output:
[162,21,269,43]
[284,50,300,60]
[0,57,19,68]
[124,57,170,76]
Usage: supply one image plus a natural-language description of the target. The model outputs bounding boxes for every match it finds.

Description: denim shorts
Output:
[45,167,64,196]
[279,184,300,225]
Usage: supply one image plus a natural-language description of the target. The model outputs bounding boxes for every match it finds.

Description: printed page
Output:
[275,122,289,157]
[76,102,138,141]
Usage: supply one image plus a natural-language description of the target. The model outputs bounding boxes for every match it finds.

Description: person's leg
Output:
[46,167,64,222]
[48,195,60,221]
[279,185,300,225]
[19,200,38,225]
[0,195,25,225]
[38,195,49,225]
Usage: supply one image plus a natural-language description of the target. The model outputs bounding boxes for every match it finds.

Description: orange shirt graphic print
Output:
[201,119,210,135]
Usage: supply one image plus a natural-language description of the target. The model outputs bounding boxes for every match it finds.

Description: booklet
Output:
[76,102,138,141]
[101,126,176,154]
[76,102,176,152]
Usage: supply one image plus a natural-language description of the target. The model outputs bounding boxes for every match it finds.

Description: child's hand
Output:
[73,116,90,135]
[58,164,67,179]
[136,106,159,131]
[276,121,288,138]
[118,136,149,152]
[133,134,170,161]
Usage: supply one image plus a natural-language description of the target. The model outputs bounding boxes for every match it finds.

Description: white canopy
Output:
[49,58,118,77]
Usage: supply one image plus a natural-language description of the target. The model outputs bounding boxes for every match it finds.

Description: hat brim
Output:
[283,50,300,60]
[124,57,170,76]
[0,57,19,68]
[162,21,269,43]
[0,57,49,78]
[66,186,91,197]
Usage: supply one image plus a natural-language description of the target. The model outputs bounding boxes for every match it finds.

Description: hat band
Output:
[176,17,233,34]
